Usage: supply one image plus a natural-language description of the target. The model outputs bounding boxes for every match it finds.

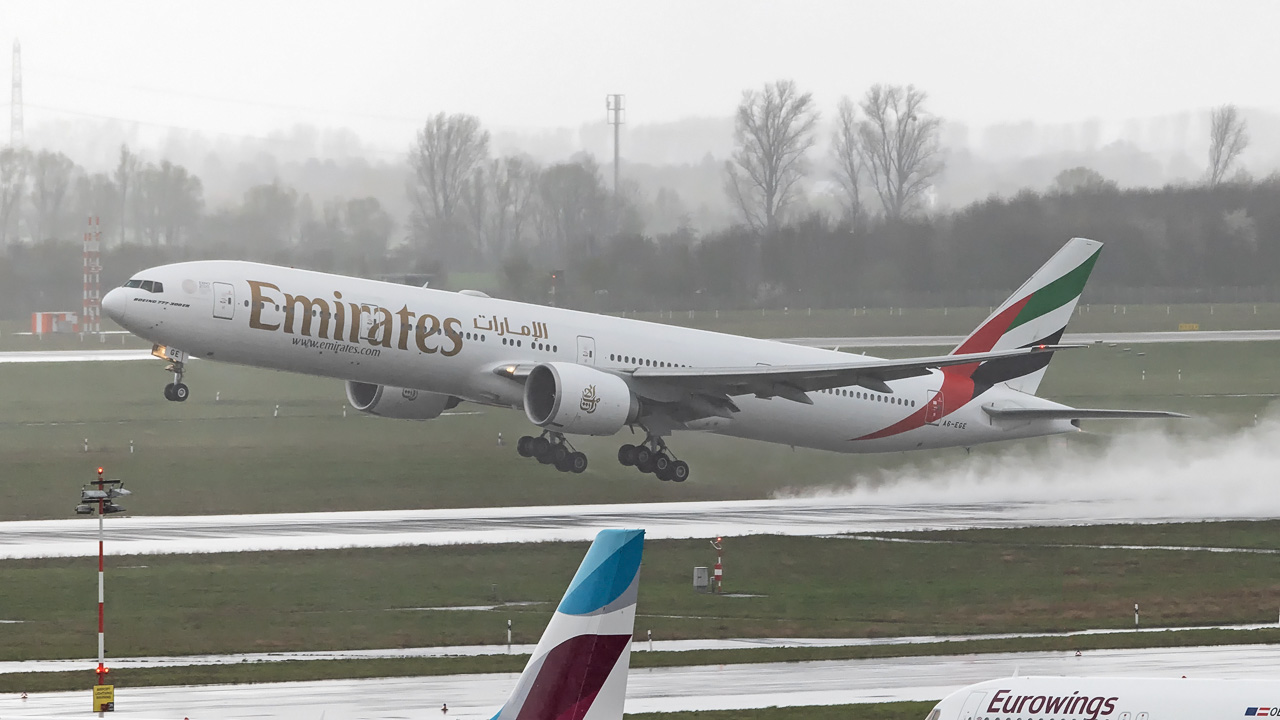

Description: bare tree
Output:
[723,80,818,233]
[856,84,944,219]
[1208,104,1249,186]
[468,155,540,260]
[28,150,77,241]
[535,156,610,260]
[151,161,204,245]
[831,97,864,222]
[0,147,28,245]
[408,113,490,257]
[114,145,138,245]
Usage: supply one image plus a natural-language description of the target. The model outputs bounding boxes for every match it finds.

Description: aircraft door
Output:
[354,301,385,343]
[958,692,987,720]
[213,282,235,320]
[577,336,596,365]
[924,389,944,425]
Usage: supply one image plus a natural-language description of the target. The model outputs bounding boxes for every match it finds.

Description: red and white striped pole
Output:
[95,466,107,686]
[711,536,723,593]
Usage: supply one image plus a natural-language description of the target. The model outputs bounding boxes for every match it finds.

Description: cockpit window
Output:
[925,709,941,720]
[124,279,163,293]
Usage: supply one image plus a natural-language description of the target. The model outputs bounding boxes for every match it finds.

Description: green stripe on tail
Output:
[1007,250,1100,332]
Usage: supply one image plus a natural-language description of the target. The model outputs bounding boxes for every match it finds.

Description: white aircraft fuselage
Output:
[929,676,1279,720]
[102,240,1181,479]
[104,262,1069,453]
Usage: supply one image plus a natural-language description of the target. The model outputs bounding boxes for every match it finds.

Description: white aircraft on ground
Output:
[928,676,1279,720]
[101,237,1183,482]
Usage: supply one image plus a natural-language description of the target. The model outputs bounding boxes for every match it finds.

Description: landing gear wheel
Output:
[669,460,689,483]
[517,436,534,457]
[172,383,189,402]
[531,436,552,462]
[618,444,637,467]
[634,446,653,471]
[555,453,574,472]
[163,383,176,401]
[653,453,671,475]
[551,444,570,467]
[569,452,588,474]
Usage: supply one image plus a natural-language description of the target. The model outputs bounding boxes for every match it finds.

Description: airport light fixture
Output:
[76,466,130,712]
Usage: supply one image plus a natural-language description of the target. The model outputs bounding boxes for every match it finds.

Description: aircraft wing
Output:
[983,406,1189,420]
[624,344,1079,402]
[497,344,1076,407]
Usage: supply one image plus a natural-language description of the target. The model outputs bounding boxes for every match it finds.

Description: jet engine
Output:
[524,362,639,435]
[345,381,459,420]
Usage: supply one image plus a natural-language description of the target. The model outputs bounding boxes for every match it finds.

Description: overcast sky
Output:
[5,0,1278,148]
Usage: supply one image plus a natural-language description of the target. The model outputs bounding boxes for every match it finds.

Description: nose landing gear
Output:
[162,361,189,402]
[517,432,588,474]
[618,437,689,482]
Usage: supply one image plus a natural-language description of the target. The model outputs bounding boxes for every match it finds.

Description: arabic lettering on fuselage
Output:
[246,280,463,356]
[472,315,549,340]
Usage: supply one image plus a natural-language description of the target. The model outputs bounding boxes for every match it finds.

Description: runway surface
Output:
[0,494,1265,560]
[4,623,1273,676]
[2,329,1278,365]
[4,644,1280,719]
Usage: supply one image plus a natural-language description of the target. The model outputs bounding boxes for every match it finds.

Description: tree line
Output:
[0,78,1266,320]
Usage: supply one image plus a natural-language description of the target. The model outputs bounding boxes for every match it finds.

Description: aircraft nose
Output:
[101,288,127,325]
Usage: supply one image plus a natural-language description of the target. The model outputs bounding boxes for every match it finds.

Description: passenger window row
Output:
[503,337,556,352]
[609,353,687,369]
[820,387,916,407]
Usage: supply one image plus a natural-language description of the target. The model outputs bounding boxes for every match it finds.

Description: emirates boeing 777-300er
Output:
[101,237,1182,482]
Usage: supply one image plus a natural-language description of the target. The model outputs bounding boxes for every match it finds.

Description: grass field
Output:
[4,524,1280,662]
[1,337,1277,521]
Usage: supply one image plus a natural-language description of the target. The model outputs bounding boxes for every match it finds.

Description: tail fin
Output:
[492,529,644,720]
[951,237,1101,395]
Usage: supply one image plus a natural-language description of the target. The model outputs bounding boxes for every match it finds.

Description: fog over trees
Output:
[2,79,1279,319]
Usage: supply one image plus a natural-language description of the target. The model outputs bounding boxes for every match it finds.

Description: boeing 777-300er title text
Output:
[102,237,1183,482]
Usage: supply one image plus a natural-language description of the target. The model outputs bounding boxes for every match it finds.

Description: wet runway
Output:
[4,644,1280,719]
[0,495,1261,560]
[4,623,1273,676]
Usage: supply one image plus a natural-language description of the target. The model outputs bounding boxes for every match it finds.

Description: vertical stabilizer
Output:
[492,529,644,720]
[951,237,1101,395]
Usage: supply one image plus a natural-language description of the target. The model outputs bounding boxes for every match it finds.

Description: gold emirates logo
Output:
[580,384,601,414]
[246,280,463,356]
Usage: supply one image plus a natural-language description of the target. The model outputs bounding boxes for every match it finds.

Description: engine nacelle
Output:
[524,362,639,436]
[345,381,459,420]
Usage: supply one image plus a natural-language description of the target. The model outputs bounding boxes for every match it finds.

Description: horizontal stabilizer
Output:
[983,406,1189,421]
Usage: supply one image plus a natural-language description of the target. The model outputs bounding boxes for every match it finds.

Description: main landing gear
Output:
[163,359,189,402]
[617,437,689,482]
[517,432,588,474]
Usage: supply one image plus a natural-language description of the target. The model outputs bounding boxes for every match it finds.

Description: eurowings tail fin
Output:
[951,237,1102,395]
[492,529,644,720]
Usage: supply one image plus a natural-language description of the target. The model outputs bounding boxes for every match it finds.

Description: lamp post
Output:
[75,466,129,713]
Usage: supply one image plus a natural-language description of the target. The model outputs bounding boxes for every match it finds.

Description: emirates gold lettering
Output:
[245,280,469,358]
[247,280,281,331]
